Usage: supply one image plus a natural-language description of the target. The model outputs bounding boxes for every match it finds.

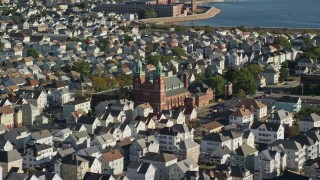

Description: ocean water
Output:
[181,0,320,28]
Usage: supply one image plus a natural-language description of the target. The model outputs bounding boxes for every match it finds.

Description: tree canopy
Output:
[171,48,187,58]
[72,60,90,75]
[224,68,257,96]
[279,61,289,81]
[138,8,157,19]
[274,36,292,48]
[247,64,263,77]
[26,48,39,59]
[206,75,227,97]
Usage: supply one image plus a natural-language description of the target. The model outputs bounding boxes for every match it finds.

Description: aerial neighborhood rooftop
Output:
[0,0,319,179]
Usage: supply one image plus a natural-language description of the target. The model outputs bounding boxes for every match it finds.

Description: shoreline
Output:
[140,7,221,24]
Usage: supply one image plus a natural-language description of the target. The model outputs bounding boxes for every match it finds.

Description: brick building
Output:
[133,60,214,112]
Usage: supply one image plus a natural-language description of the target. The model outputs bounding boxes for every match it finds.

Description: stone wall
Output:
[140,7,221,23]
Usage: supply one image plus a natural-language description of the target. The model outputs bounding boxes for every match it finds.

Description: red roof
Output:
[102,149,124,162]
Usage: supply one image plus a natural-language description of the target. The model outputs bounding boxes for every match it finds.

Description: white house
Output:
[201,130,243,153]
[254,149,287,180]
[299,113,320,132]
[91,133,117,151]
[100,149,124,175]
[63,100,91,119]
[267,109,294,128]
[229,107,254,126]
[127,162,157,180]
[168,158,199,180]
[140,153,178,180]
[269,140,306,171]
[238,99,268,119]
[251,122,284,144]
[23,144,55,169]
[158,124,194,152]
[262,64,279,85]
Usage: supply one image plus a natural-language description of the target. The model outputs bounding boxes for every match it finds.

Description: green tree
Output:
[97,38,110,52]
[225,68,256,96]
[206,75,227,97]
[27,48,39,58]
[147,54,161,66]
[171,47,187,58]
[204,66,213,79]
[124,34,133,43]
[138,8,157,19]
[296,107,320,120]
[92,76,107,92]
[72,60,90,75]
[274,36,292,48]
[61,65,72,73]
[247,64,263,77]
[235,89,246,98]
[279,62,289,82]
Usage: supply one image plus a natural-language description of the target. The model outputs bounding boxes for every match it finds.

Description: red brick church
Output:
[133,60,214,112]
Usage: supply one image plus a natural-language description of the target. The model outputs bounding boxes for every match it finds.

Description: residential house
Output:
[0,149,23,178]
[53,128,73,141]
[0,140,14,151]
[158,124,194,152]
[21,104,41,126]
[4,126,30,150]
[33,171,62,180]
[23,144,55,169]
[237,99,268,119]
[251,122,285,144]
[99,149,124,175]
[275,96,301,113]
[229,106,254,126]
[174,140,200,163]
[54,154,91,180]
[262,64,279,85]
[63,100,91,119]
[202,121,224,134]
[140,153,178,180]
[230,144,258,171]
[292,134,320,160]
[26,129,53,146]
[267,109,294,128]
[133,103,153,119]
[304,157,320,180]
[161,109,186,125]
[76,116,100,134]
[210,145,232,165]
[65,131,91,151]
[130,136,159,161]
[127,162,157,180]
[91,133,117,151]
[20,90,47,112]
[254,149,287,180]
[168,158,199,180]
[201,130,243,153]
[299,113,320,132]
[83,172,116,180]
[0,106,15,128]
[269,139,306,171]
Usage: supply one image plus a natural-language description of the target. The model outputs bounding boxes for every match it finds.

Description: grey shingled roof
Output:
[232,144,258,156]
[301,113,320,122]
[0,149,22,163]
[141,152,177,162]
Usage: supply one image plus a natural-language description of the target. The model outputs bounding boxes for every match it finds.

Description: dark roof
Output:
[281,170,310,180]
[83,172,114,180]
[33,171,58,179]
[230,165,252,178]
[0,149,22,163]
[276,96,300,103]
[141,152,177,162]
[251,121,282,132]
[77,116,97,125]
[301,113,320,122]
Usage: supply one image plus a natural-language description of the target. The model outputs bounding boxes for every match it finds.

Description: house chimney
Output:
[183,73,189,89]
